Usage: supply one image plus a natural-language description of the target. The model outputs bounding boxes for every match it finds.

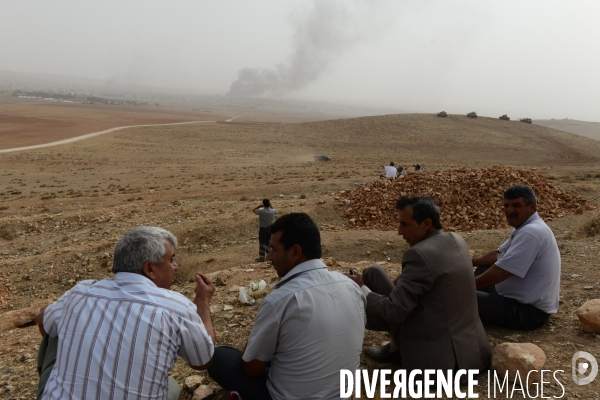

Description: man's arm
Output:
[253,205,262,214]
[241,357,268,377]
[472,249,498,267]
[366,249,434,325]
[35,307,47,337]
[475,264,513,290]
[189,273,216,370]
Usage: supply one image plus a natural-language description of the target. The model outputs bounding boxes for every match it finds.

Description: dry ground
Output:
[1,110,600,398]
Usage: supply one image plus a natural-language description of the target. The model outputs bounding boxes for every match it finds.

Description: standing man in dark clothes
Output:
[253,199,277,262]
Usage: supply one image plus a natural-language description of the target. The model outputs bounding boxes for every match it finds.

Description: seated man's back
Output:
[244,260,365,399]
[42,274,212,399]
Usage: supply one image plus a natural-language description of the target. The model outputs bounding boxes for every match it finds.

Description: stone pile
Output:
[339,166,595,232]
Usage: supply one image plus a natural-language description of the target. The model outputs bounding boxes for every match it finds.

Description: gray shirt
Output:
[243,259,366,400]
[495,212,561,313]
[254,207,277,228]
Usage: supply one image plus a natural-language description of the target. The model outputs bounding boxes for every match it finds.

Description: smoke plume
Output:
[227,0,390,97]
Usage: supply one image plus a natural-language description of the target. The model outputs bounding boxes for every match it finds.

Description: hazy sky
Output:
[2,0,600,121]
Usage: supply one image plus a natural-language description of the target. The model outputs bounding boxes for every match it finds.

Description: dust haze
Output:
[1,1,600,120]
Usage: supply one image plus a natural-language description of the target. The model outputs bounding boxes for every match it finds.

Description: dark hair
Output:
[269,213,322,259]
[263,198,271,208]
[390,162,395,166]
[503,184,537,205]
[395,196,442,229]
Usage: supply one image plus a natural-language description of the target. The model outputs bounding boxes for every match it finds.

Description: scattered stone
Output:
[20,353,32,362]
[223,305,233,311]
[184,375,204,392]
[577,299,600,333]
[192,384,217,400]
[492,343,546,386]
[215,276,226,287]
[0,300,52,332]
[3,385,13,393]
[324,257,337,267]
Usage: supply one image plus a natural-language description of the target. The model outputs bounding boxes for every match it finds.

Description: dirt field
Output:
[1,109,600,398]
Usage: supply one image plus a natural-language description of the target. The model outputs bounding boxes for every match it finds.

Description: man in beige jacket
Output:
[346,196,491,373]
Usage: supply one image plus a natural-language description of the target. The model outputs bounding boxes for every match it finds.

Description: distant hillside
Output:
[534,119,600,142]
[277,113,600,166]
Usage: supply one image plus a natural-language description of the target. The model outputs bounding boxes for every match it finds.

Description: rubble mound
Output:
[339,166,595,232]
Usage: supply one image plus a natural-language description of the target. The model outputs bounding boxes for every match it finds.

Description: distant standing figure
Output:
[395,166,406,179]
[380,162,397,179]
[253,199,277,262]
[413,164,423,173]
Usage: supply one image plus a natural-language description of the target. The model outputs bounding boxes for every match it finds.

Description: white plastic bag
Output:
[238,280,267,305]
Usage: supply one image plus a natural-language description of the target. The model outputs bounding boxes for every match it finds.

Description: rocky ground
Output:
[2,111,600,398]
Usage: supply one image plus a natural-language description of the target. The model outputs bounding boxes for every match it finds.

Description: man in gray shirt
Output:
[208,213,366,400]
[253,199,277,262]
[473,184,561,330]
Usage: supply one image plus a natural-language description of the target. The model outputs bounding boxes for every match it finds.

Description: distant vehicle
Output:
[467,112,478,118]
[314,155,330,162]
[437,111,447,117]
[520,118,533,124]
[499,114,510,121]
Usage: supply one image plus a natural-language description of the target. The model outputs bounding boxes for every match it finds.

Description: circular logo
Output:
[572,351,598,385]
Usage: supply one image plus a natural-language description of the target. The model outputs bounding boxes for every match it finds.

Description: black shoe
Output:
[363,343,401,364]
[255,257,265,262]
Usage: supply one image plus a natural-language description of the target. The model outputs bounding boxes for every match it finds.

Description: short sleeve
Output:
[496,232,540,278]
[178,305,214,367]
[242,300,279,362]
[43,290,72,337]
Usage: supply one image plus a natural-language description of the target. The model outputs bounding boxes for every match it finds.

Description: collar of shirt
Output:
[511,212,540,236]
[114,271,157,287]
[274,259,328,289]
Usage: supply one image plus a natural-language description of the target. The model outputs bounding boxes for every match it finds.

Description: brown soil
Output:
[1,108,600,398]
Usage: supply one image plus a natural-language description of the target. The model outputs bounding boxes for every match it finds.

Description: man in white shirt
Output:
[380,161,397,179]
[253,199,277,262]
[36,226,216,400]
[473,185,561,330]
[208,213,366,400]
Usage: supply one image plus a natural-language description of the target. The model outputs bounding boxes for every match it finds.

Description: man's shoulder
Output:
[516,218,554,241]
[265,269,359,303]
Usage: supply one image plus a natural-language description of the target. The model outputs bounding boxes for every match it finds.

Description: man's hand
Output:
[193,273,216,346]
[344,269,364,287]
[194,273,215,305]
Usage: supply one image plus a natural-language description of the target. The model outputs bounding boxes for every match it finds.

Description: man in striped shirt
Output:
[35,226,216,400]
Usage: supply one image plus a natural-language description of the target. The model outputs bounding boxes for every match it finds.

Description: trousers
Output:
[208,346,272,400]
[475,265,549,330]
[258,227,271,259]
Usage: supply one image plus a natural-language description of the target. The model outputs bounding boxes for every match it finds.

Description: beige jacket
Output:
[366,230,491,371]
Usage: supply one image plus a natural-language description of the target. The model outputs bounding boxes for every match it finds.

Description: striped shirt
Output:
[41,272,213,400]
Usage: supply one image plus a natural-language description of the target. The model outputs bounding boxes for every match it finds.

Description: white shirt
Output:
[254,207,278,228]
[384,165,397,178]
[42,272,213,400]
[243,259,366,400]
[495,212,561,313]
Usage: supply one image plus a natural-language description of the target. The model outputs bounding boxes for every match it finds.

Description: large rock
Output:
[0,300,52,332]
[577,299,600,332]
[492,343,546,385]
